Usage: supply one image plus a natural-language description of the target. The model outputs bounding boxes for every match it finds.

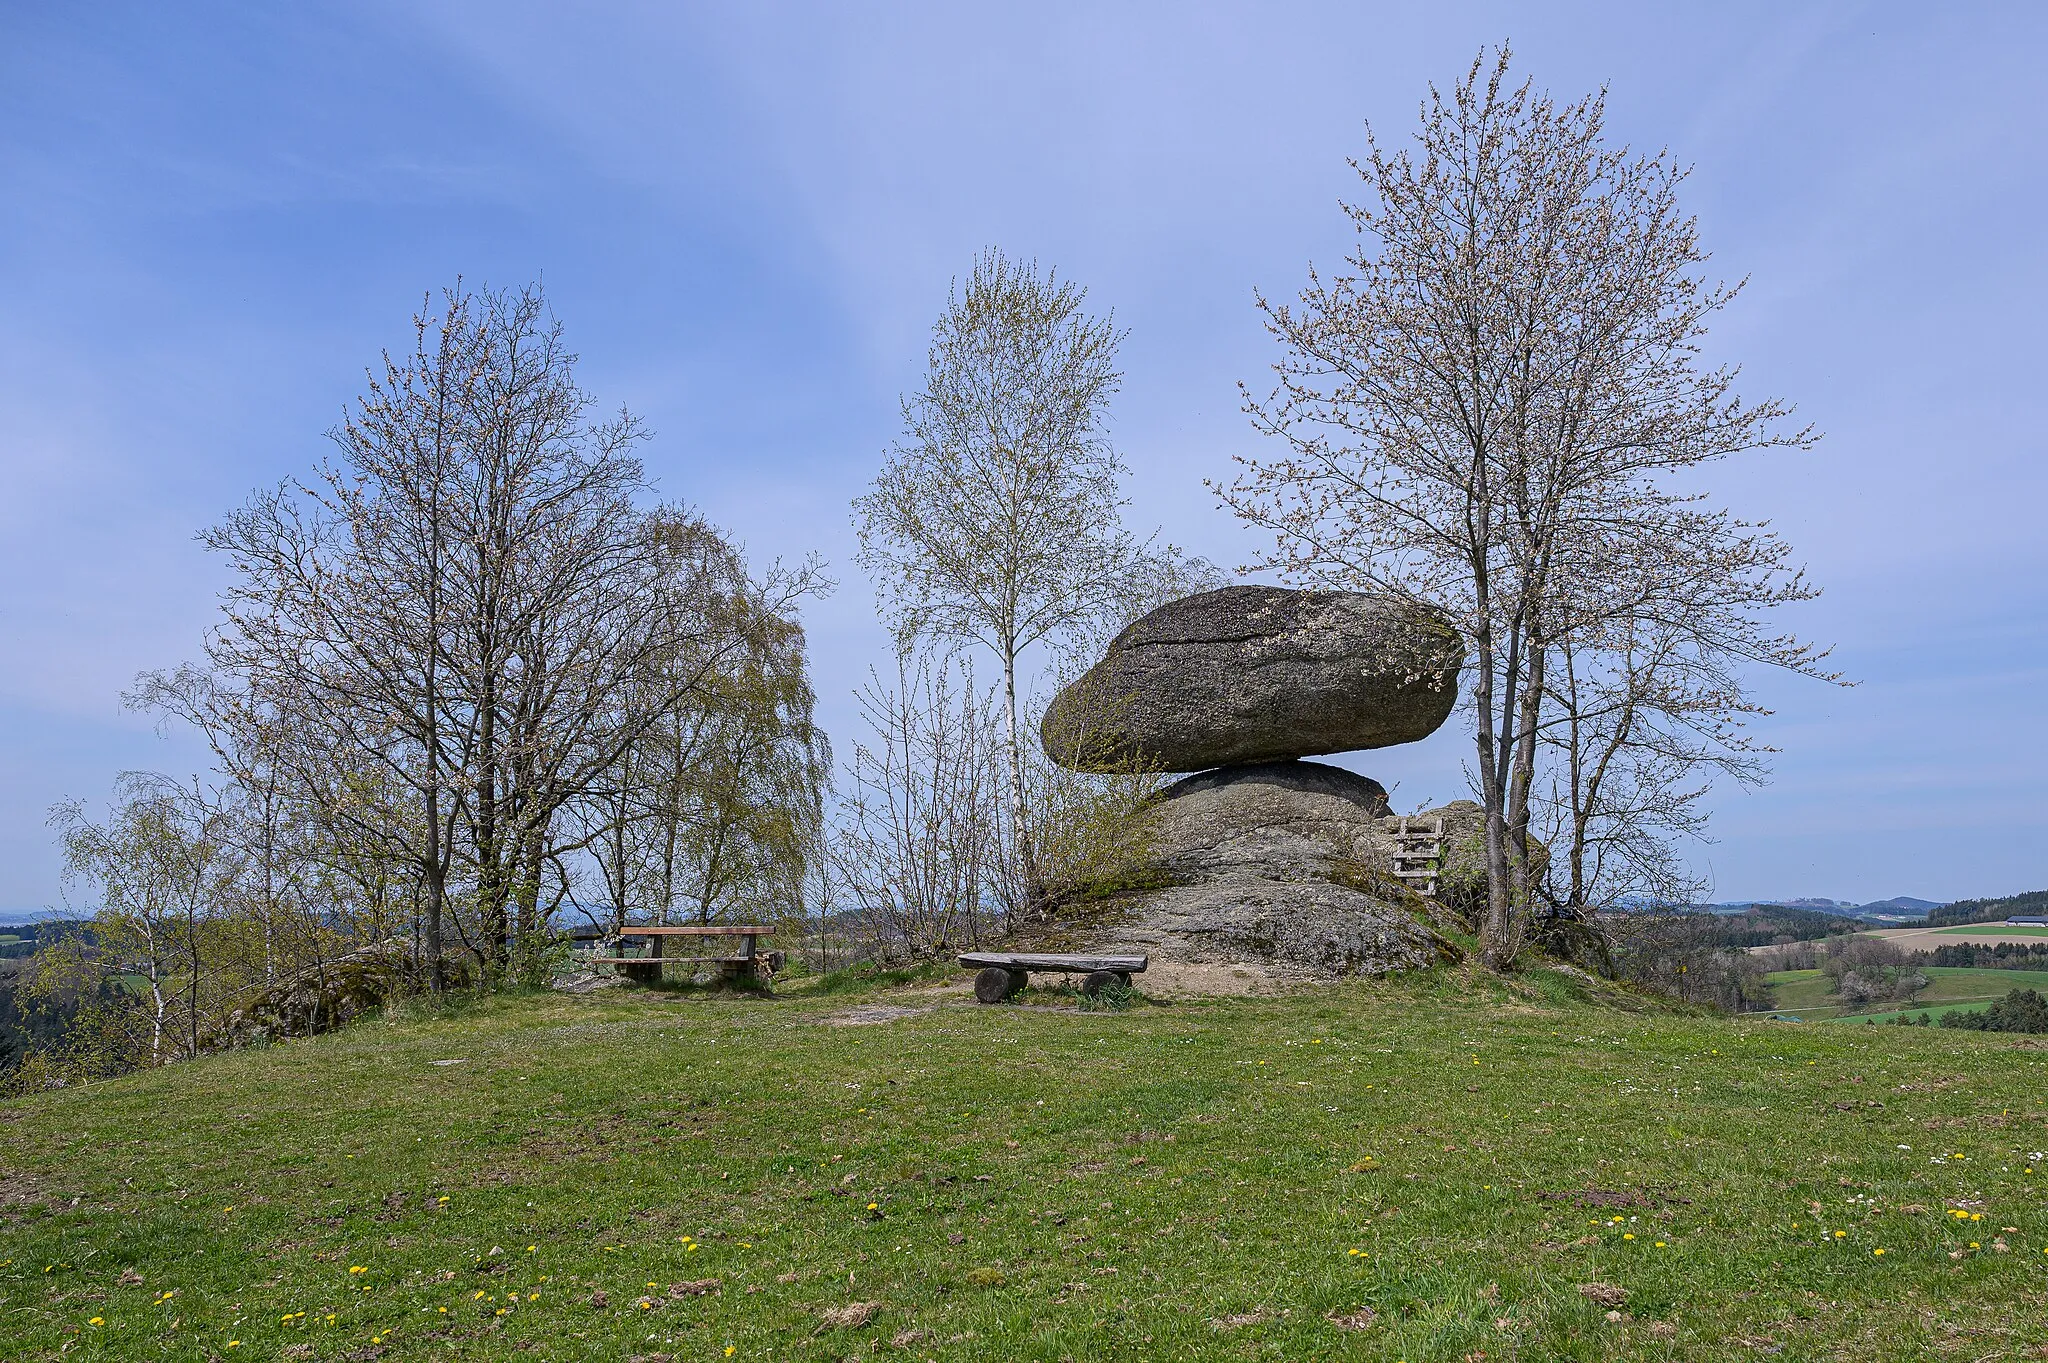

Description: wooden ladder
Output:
[1389,816,1444,897]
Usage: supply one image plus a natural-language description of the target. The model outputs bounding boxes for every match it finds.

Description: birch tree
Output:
[49,774,241,1063]
[1220,48,1826,969]
[854,250,1132,910]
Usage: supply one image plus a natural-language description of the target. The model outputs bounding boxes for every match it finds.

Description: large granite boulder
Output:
[1079,760,1457,977]
[1041,585,1462,772]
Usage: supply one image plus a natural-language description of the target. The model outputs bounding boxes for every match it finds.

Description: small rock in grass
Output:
[1578,1282,1629,1308]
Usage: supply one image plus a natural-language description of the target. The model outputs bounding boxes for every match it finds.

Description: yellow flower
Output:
[1655,1241,1668,1248]
[88,1317,103,1326]
[349,1266,367,1274]
[1873,1248,1886,1256]
[228,1343,240,1350]
[1623,1233,1635,1241]
[726,1348,736,1358]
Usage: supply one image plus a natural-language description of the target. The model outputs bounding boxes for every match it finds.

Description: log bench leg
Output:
[975,967,1028,1003]
[1081,970,1136,997]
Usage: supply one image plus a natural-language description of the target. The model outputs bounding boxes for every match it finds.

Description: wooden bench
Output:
[958,951,1148,1004]
[587,925,781,984]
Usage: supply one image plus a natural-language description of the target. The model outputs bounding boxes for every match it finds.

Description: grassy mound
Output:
[2,967,2044,1361]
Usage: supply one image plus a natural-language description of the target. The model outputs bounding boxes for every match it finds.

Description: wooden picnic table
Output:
[587,925,780,982]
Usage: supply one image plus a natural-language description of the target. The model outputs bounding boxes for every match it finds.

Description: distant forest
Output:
[1686,905,1863,947]
[1929,889,2048,926]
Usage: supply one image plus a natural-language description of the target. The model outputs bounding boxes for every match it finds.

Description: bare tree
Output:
[1220,47,1826,969]
[836,654,1006,958]
[201,283,824,984]
[204,287,488,986]
[854,250,1132,910]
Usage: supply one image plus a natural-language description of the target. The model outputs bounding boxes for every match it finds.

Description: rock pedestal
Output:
[1083,761,1461,977]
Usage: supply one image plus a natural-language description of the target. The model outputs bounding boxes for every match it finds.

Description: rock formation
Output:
[1038,585,1477,980]
[211,939,440,1048]
[1041,584,1462,773]
[1078,760,1456,976]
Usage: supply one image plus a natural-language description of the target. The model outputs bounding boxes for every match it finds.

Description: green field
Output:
[1762,966,2048,1023]
[2,968,2046,1362]
[1938,925,2048,938]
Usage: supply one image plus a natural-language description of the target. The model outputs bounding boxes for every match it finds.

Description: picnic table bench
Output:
[958,951,1147,1003]
[587,925,782,983]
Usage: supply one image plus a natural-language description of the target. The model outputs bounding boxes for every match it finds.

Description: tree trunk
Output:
[998,638,1042,917]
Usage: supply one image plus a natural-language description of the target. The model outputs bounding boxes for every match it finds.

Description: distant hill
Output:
[1708,897,1944,925]
[1685,903,1864,945]
[1929,889,2048,927]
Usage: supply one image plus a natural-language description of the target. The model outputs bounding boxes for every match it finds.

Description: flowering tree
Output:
[1221,48,1830,968]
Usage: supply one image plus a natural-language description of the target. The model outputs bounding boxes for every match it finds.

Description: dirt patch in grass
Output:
[822,1005,933,1027]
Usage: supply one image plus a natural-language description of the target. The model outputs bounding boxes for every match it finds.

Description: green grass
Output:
[1937,925,2048,938]
[1844,1001,1995,1026]
[3,968,2046,1362]
[1761,967,2048,1022]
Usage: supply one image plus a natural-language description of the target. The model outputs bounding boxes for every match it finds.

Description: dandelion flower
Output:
[1873,1248,1886,1256]
[726,1348,736,1357]
[88,1317,103,1326]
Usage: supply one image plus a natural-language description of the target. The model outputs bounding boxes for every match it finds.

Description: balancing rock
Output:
[1040,585,1462,772]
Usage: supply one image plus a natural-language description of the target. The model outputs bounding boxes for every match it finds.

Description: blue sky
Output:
[3,2,2044,913]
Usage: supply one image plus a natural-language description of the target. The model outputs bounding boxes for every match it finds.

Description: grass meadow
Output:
[2,966,2045,1362]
